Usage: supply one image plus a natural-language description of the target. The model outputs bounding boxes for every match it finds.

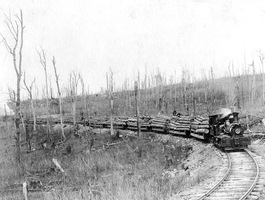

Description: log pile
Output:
[126,116,152,131]
[126,117,138,130]
[169,115,191,135]
[114,117,128,129]
[140,116,152,131]
[88,117,108,128]
[149,115,169,133]
[28,118,47,125]
[190,115,209,139]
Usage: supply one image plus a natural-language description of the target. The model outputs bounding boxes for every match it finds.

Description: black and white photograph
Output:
[1,0,265,199]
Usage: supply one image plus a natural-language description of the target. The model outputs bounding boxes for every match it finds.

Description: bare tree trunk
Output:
[37,48,51,140]
[249,60,255,105]
[192,77,196,116]
[174,71,177,109]
[23,72,36,132]
[124,79,127,115]
[4,104,8,128]
[144,67,148,114]
[80,75,86,125]
[52,56,66,140]
[122,79,126,115]
[1,10,25,163]
[182,70,186,113]
[243,50,251,105]
[31,99,36,131]
[20,107,26,134]
[23,73,35,151]
[87,85,90,126]
[258,51,265,106]
[134,81,141,136]
[69,71,80,126]
[49,76,53,99]
[241,78,245,108]
[137,70,141,105]
[128,85,130,115]
[147,76,150,111]
[108,69,114,136]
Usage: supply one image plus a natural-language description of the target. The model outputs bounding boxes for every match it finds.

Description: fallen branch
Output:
[52,158,65,173]
[106,141,125,147]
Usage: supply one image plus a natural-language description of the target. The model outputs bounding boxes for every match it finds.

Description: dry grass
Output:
[0,120,225,200]
[0,122,24,200]
[13,127,193,200]
[0,121,221,200]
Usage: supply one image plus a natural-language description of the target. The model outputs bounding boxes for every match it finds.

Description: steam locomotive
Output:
[208,108,250,150]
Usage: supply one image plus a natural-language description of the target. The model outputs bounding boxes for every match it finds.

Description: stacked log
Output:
[141,116,152,131]
[190,115,209,139]
[89,117,107,128]
[150,115,170,133]
[114,117,128,129]
[126,116,152,131]
[126,117,137,130]
[28,117,60,125]
[28,118,46,125]
[169,115,191,135]
[28,116,81,125]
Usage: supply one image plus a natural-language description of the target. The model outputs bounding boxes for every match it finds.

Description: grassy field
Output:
[0,119,226,200]
[1,122,205,200]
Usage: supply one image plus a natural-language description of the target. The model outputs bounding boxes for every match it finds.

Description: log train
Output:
[84,108,250,150]
[30,108,250,150]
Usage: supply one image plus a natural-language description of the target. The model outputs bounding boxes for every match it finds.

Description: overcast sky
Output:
[1,0,265,114]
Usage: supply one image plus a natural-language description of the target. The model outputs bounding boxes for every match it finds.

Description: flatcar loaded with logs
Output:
[27,108,251,151]
[209,108,250,150]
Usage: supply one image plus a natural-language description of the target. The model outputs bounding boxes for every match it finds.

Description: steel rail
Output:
[196,152,231,200]
[239,149,260,200]
[196,149,259,200]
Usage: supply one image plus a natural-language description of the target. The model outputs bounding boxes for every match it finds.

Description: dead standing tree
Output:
[52,56,66,140]
[210,67,215,111]
[106,69,115,136]
[69,71,80,126]
[258,51,265,106]
[249,60,255,105]
[134,81,141,136]
[23,72,36,132]
[1,10,25,163]
[37,48,51,139]
[79,75,87,124]
[23,72,36,151]
[181,69,188,114]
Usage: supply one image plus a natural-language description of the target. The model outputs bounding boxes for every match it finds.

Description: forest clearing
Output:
[2,1,265,199]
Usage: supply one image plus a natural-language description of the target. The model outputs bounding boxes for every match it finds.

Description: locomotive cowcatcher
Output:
[209,108,250,150]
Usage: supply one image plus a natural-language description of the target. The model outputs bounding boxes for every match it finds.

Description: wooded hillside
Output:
[8,70,265,118]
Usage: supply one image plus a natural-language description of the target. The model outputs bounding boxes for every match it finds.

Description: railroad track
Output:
[194,149,263,200]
